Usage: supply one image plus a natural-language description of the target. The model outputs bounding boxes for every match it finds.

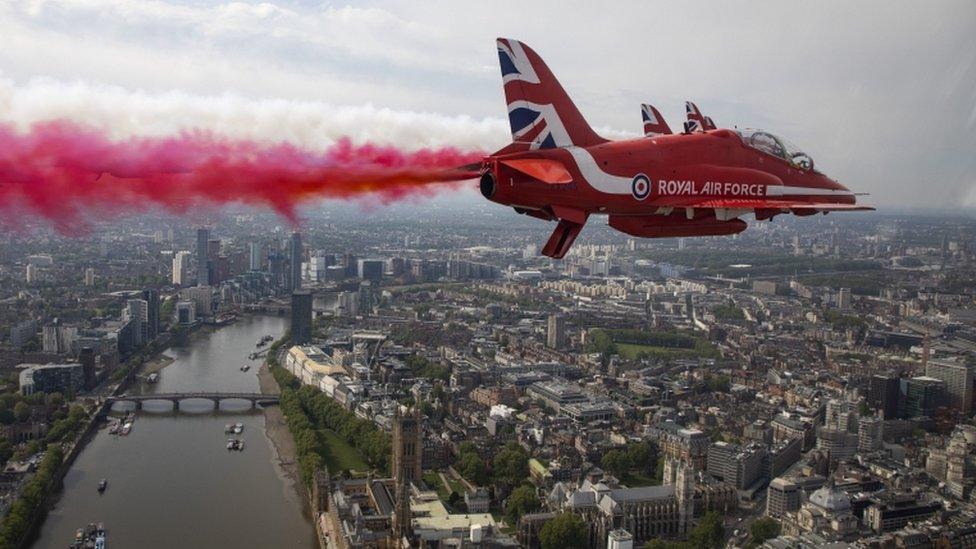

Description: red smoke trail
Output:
[0,120,484,234]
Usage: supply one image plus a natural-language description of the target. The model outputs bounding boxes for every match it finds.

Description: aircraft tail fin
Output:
[497,38,606,151]
[686,101,717,131]
[641,104,672,136]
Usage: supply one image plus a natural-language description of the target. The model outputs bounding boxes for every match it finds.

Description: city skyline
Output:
[0,203,974,548]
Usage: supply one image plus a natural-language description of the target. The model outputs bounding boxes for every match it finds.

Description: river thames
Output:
[32,315,316,548]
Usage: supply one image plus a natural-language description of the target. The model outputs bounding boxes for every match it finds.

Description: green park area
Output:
[619,470,660,487]
[269,345,391,485]
[589,328,719,360]
[317,428,370,473]
[422,471,450,499]
[641,248,883,278]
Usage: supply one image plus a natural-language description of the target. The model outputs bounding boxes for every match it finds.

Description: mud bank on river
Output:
[258,361,309,509]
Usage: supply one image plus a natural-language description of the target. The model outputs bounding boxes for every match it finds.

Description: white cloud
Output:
[2,0,483,75]
[0,73,638,148]
[0,74,510,151]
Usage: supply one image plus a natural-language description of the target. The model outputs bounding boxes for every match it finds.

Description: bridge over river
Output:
[106,392,280,411]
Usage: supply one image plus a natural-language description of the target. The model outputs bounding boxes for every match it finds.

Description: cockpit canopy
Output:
[736,128,815,171]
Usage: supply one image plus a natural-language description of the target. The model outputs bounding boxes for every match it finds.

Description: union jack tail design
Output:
[496,38,605,151]
[641,104,672,136]
[686,101,717,131]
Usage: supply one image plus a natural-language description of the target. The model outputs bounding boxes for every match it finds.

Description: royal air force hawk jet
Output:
[478,38,873,259]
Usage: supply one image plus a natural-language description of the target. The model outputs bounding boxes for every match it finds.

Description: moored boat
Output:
[225,438,245,451]
[69,522,105,548]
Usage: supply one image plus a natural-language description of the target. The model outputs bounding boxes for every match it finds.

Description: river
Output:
[32,315,316,549]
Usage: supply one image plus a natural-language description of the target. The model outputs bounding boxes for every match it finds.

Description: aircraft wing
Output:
[499,158,573,184]
[654,197,875,213]
[448,158,577,183]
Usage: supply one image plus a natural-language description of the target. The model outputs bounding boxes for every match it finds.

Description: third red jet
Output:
[479,39,873,258]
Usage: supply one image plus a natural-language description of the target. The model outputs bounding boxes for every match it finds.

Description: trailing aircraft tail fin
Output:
[641,104,672,136]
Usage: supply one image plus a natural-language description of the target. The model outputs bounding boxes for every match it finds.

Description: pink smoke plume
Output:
[0,120,485,234]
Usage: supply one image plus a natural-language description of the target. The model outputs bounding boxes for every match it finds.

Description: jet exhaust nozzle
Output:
[479,171,496,199]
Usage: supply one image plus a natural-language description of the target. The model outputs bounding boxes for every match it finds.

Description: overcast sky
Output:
[1,0,974,210]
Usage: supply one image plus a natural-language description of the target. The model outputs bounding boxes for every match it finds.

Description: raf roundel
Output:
[631,173,651,200]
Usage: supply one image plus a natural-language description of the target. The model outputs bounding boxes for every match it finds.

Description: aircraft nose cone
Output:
[824,177,861,204]
[820,174,852,194]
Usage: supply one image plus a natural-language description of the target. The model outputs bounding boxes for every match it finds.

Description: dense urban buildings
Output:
[547,313,566,350]
[171,250,191,286]
[926,359,974,414]
[0,207,975,548]
[289,231,303,291]
[290,290,313,345]
[196,227,210,286]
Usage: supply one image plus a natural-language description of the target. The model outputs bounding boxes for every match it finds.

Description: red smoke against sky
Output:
[0,120,484,234]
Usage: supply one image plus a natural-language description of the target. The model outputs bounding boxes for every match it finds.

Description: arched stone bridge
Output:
[106,392,279,411]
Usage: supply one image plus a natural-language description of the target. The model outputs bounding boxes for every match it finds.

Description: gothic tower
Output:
[392,479,412,545]
[663,457,679,486]
[312,468,331,516]
[391,406,422,545]
[393,406,423,484]
[675,461,696,535]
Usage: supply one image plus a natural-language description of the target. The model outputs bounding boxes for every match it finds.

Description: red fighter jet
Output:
[478,39,873,258]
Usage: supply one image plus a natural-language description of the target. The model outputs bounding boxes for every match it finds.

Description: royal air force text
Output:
[657,180,765,197]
